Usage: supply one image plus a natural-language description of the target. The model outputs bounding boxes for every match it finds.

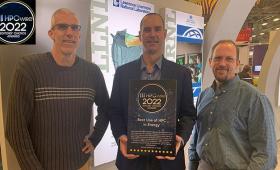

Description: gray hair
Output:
[50,8,77,29]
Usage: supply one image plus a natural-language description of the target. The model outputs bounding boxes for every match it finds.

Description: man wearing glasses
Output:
[6,8,109,170]
[188,40,277,170]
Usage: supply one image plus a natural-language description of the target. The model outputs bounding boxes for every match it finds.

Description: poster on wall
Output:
[252,44,268,76]
[163,8,204,104]
[91,0,154,166]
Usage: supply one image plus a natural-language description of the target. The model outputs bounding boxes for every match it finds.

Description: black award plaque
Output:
[127,80,177,156]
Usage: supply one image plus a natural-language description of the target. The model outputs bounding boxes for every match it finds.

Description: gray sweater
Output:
[6,52,109,170]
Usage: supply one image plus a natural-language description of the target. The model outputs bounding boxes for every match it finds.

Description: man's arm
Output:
[177,67,196,142]
[5,60,43,169]
[109,68,127,141]
[247,95,277,170]
[89,67,110,147]
[188,124,200,170]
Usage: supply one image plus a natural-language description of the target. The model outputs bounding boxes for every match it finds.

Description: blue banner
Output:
[177,24,203,44]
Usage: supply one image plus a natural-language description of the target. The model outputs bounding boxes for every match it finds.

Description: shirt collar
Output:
[211,75,240,93]
[140,55,163,71]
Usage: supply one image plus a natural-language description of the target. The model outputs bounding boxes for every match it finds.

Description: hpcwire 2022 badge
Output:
[0,1,35,44]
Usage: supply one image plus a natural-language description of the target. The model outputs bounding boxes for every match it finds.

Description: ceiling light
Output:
[262,23,268,26]
[252,35,256,37]
[259,32,264,35]
[276,28,280,30]
[273,18,280,22]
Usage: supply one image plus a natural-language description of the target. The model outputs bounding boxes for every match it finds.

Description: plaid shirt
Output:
[189,76,277,170]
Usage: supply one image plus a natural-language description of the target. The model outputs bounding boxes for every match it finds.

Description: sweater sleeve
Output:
[5,60,44,169]
[89,67,110,147]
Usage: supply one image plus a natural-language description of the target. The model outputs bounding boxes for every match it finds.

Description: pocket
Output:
[231,109,248,131]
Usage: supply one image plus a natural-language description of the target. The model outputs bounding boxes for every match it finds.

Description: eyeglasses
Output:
[52,23,81,32]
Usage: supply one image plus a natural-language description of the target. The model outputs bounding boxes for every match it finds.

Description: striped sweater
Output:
[6,52,109,170]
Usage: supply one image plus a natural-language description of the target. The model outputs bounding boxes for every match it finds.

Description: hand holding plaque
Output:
[155,135,183,160]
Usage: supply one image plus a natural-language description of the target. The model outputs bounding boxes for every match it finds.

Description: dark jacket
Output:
[109,57,196,170]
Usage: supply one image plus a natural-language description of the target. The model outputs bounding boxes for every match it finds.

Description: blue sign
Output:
[177,24,203,44]
[192,82,201,98]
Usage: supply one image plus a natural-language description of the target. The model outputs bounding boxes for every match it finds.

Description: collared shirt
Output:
[190,76,277,170]
[140,55,162,80]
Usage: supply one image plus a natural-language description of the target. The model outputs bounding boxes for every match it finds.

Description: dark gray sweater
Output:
[6,52,109,170]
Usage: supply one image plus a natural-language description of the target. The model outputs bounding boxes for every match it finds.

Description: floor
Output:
[93,141,280,170]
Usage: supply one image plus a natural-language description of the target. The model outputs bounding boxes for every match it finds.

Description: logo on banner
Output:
[112,0,151,14]
[186,15,195,26]
[184,28,202,39]
[177,25,203,44]
[0,0,35,44]
[113,0,120,7]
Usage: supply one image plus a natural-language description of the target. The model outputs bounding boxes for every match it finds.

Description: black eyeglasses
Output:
[52,23,81,32]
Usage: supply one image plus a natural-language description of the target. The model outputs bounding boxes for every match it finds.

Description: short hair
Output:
[211,40,239,59]
[140,13,165,30]
[50,8,77,28]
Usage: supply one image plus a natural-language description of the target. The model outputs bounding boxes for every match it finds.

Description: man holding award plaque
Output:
[110,13,196,170]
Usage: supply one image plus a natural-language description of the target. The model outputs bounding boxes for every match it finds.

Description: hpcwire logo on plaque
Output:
[137,83,167,113]
[0,1,35,44]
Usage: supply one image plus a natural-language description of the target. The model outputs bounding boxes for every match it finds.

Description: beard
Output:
[213,67,230,83]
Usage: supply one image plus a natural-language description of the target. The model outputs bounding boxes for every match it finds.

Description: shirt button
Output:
[208,128,211,130]
[215,96,218,99]
[205,143,208,146]
[210,111,213,115]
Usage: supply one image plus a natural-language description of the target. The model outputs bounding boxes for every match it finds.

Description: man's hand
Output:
[119,135,140,159]
[156,135,183,160]
[82,138,95,154]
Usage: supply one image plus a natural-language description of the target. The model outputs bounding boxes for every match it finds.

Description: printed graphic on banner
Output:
[164,8,177,62]
[177,25,203,44]
[110,0,152,69]
[111,30,142,69]
[0,0,35,44]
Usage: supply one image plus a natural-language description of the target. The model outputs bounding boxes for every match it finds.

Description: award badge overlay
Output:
[0,0,35,44]
[127,80,177,156]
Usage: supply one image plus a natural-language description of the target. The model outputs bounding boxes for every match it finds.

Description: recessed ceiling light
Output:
[259,32,264,35]
[252,35,256,37]
[262,23,268,26]
[273,18,280,22]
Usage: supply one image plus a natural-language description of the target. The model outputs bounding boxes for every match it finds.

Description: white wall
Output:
[238,46,250,71]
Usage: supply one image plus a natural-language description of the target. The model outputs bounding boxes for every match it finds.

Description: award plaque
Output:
[127,80,177,156]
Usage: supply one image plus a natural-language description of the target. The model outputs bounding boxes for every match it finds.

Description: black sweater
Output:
[6,52,109,170]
